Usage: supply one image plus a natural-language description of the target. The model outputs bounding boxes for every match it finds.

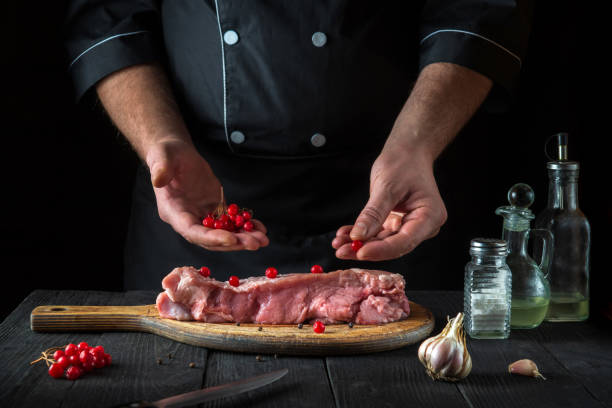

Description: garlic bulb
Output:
[418,312,472,381]
[508,359,546,379]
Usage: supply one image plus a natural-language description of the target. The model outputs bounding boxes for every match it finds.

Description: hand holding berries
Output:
[200,202,269,251]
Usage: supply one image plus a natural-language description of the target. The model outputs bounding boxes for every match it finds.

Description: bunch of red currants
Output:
[202,203,254,232]
[46,342,112,380]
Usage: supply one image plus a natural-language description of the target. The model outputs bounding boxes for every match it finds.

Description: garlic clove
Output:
[508,359,546,380]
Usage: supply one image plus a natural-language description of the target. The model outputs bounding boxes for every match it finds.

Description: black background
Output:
[2,2,609,321]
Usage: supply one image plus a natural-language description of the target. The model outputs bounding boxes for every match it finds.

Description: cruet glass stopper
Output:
[508,183,535,209]
[495,183,535,230]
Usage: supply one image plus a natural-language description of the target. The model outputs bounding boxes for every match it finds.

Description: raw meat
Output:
[156,267,411,325]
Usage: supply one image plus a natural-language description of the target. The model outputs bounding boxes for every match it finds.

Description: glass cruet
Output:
[495,183,553,329]
[535,133,590,322]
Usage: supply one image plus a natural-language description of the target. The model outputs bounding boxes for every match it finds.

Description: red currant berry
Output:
[48,363,64,379]
[79,350,93,365]
[52,350,64,360]
[56,356,69,369]
[243,221,254,232]
[77,342,89,352]
[222,220,234,231]
[64,343,78,356]
[93,345,105,355]
[82,360,95,372]
[351,240,363,252]
[227,203,239,216]
[68,354,80,367]
[313,321,325,333]
[92,355,105,368]
[104,353,112,366]
[228,276,240,287]
[65,365,82,380]
[310,265,324,274]
[213,219,224,229]
[265,267,278,279]
[219,214,229,223]
[199,266,211,277]
[233,215,245,228]
[241,211,252,221]
[202,216,215,228]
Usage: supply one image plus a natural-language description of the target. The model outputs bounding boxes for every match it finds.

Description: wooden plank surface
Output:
[30,301,434,356]
[2,290,611,408]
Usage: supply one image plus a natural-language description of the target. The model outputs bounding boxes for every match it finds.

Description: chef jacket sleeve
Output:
[65,0,162,101]
[419,0,533,109]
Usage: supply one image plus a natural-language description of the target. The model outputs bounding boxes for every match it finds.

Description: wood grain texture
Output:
[30,301,434,356]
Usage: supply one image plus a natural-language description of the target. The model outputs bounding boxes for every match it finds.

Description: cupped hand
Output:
[332,145,447,261]
[146,138,269,251]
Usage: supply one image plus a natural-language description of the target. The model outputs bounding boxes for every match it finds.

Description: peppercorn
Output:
[236,322,240,326]
[298,323,303,329]
[189,362,195,368]
[258,326,262,331]
[256,355,262,362]
[157,358,162,365]
[348,322,354,328]
[168,353,172,359]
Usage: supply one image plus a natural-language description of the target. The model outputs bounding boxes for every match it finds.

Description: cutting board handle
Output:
[30,305,156,332]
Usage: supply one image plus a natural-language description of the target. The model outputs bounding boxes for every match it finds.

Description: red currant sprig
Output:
[31,342,112,381]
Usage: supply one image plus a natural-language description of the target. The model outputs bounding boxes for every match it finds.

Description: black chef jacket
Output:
[65,1,531,290]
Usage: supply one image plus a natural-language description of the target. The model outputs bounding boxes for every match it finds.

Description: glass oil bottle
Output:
[535,133,590,321]
[496,183,552,329]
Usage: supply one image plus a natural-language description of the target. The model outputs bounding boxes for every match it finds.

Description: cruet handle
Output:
[529,228,554,279]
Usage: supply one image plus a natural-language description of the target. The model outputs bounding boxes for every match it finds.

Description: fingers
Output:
[360,207,443,261]
[334,206,446,261]
[350,188,395,241]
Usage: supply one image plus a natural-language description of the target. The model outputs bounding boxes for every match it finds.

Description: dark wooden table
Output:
[1,290,610,408]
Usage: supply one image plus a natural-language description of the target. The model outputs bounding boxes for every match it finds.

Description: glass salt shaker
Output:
[535,133,590,321]
[495,183,552,329]
[464,238,512,339]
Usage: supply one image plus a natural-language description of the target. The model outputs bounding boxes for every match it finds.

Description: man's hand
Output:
[96,64,268,251]
[146,138,269,251]
[332,144,445,260]
[333,62,492,261]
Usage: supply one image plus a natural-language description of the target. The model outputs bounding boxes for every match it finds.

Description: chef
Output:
[65,1,530,289]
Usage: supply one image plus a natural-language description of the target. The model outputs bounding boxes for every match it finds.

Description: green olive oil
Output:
[511,297,550,329]
[545,293,589,321]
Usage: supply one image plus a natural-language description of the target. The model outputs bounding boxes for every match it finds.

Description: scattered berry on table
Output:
[313,321,325,334]
[310,265,323,274]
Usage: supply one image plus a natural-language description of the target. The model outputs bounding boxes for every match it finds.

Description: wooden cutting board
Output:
[30,301,434,356]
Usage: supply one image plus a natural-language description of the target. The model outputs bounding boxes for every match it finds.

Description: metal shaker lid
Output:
[470,238,508,255]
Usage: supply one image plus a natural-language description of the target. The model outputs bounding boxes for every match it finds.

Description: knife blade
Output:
[113,368,289,408]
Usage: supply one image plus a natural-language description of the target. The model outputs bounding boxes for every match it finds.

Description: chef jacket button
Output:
[310,133,326,147]
[230,130,245,144]
[223,30,239,45]
[311,32,327,47]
